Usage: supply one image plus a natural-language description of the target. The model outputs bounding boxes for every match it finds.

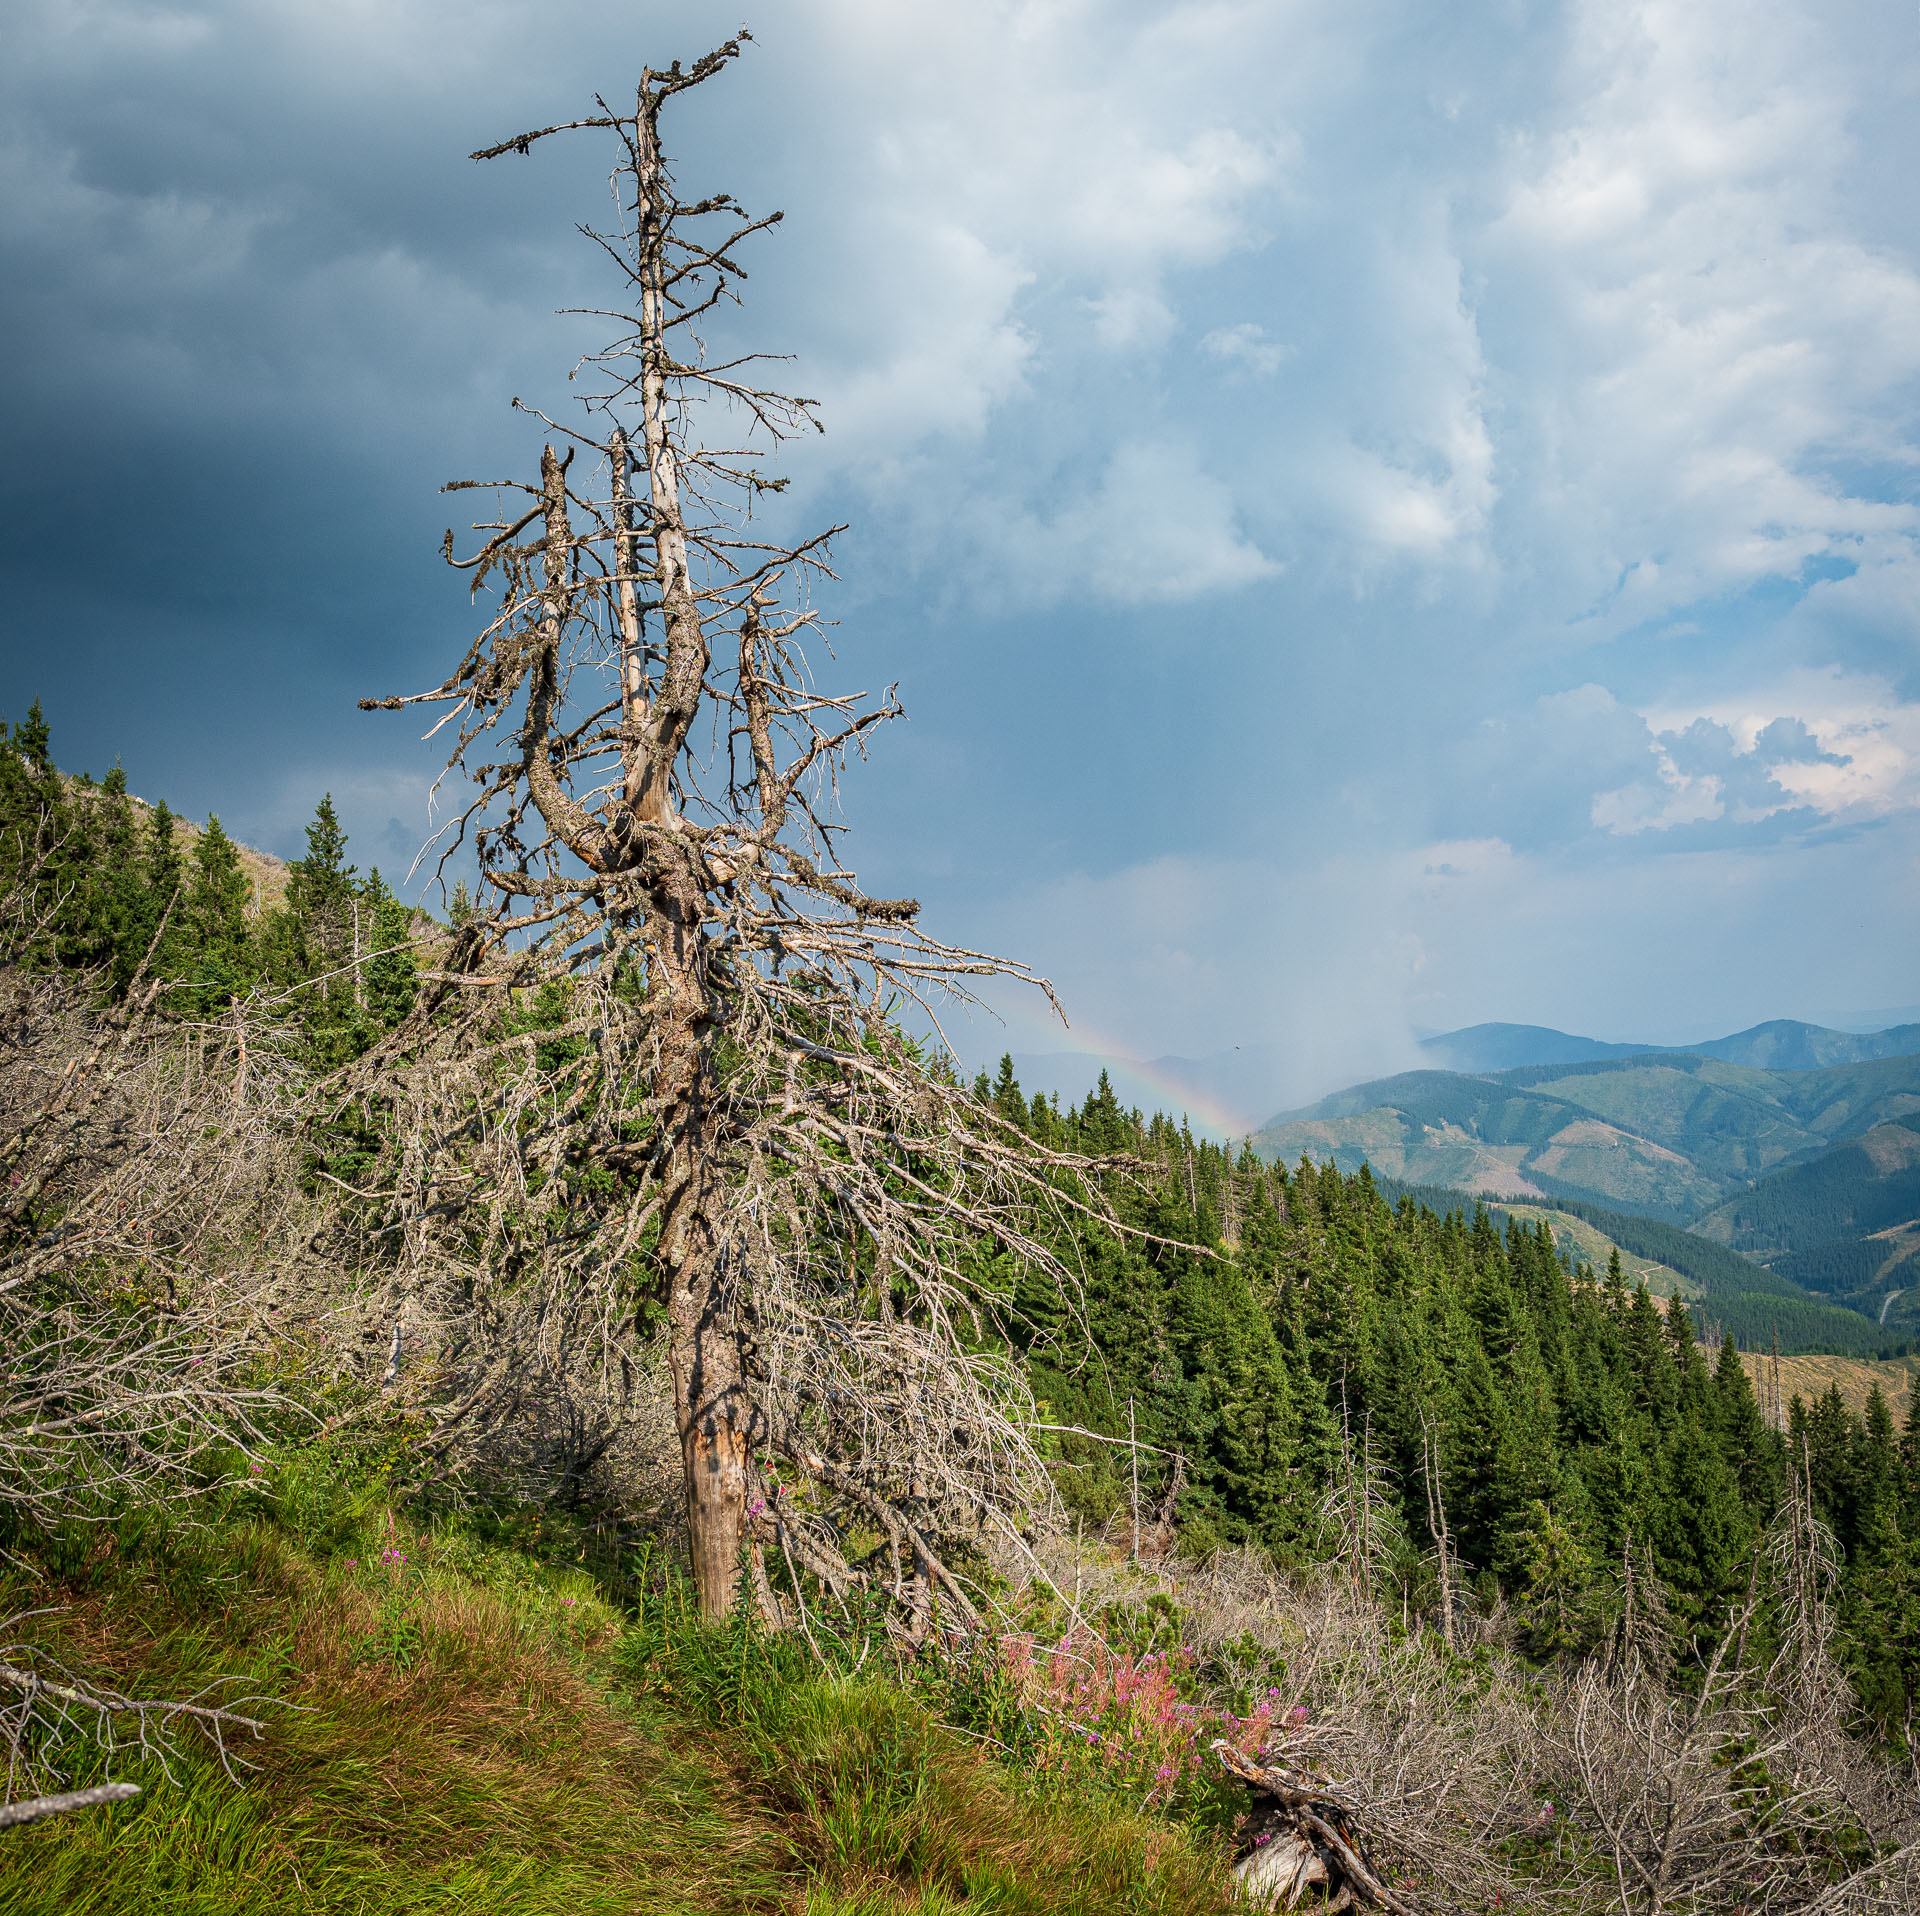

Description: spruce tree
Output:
[992,1053,1026,1132]
[1514,1499,1600,1657]
[1711,1331,1782,1512]
[287,795,356,948]
[285,794,360,1050]
[188,815,253,993]
[135,800,186,979]
[96,766,147,988]
[362,869,418,1031]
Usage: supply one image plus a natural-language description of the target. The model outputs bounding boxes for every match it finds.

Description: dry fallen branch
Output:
[1,1608,276,1817]
[0,1781,140,1831]
[1216,1739,1420,1914]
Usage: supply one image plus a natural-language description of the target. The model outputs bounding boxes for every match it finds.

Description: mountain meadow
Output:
[7,41,1920,1916]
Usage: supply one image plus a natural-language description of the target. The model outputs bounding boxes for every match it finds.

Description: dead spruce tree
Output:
[0,813,302,1824]
[355,36,1109,1621]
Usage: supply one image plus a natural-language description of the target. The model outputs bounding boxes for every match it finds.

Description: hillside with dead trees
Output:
[3,34,1919,1916]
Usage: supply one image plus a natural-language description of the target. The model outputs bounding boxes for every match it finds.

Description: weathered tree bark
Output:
[657,997,751,1613]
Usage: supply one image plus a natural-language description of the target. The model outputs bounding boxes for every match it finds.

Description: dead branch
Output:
[0,1781,140,1830]
[1216,1738,1420,1914]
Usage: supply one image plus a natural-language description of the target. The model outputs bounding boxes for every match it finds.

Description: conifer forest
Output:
[3,34,1919,1916]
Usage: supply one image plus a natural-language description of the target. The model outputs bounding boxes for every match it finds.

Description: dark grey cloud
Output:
[3,0,1918,1076]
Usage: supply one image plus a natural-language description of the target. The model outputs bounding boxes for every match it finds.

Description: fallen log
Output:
[1214,1739,1419,1915]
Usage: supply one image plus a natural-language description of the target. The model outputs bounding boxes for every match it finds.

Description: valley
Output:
[1252,1017,1920,1360]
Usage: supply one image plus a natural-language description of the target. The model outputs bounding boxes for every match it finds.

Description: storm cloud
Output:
[3,0,1917,1087]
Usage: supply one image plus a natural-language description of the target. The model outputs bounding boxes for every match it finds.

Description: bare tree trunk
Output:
[362,37,1115,1641]
[670,1259,749,1611]
[659,1013,751,1614]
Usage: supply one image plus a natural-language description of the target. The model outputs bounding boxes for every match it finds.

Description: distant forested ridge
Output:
[1255,1029,1920,1361]
[1374,1181,1917,1360]
[1257,1052,1920,1222]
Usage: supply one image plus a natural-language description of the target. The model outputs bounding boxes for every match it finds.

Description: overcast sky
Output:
[5,0,1919,1104]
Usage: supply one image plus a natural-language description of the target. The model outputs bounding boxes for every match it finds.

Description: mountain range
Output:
[1252,1019,1920,1339]
[1009,1018,1920,1142]
[1418,1019,1920,1075]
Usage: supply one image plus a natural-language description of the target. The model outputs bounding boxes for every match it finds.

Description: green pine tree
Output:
[363,868,418,1031]
[187,814,253,999]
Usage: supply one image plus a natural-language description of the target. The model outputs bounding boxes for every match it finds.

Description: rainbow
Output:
[1017,1013,1263,1141]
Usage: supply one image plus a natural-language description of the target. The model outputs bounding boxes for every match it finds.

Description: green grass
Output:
[0,1466,1235,1915]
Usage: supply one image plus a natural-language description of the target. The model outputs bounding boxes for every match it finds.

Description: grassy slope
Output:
[1736,1349,1919,1426]
[1255,1073,1722,1218]
[0,1478,1232,1916]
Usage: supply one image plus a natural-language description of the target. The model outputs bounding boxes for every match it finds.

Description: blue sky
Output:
[4,0,1918,1114]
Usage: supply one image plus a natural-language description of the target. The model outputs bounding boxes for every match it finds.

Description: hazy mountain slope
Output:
[1004,1021,1920,1147]
[1256,1070,1724,1216]
[1259,1049,1920,1283]
[1278,1069,1580,1134]
[1411,1017,1920,1078]
[1772,1054,1920,1143]
[1498,1057,1822,1184]
[1492,1051,1920,1160]
[1415,1023,1652,1071]
[1262,1054,1920,1210]
[1687,1019,1920,1071]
